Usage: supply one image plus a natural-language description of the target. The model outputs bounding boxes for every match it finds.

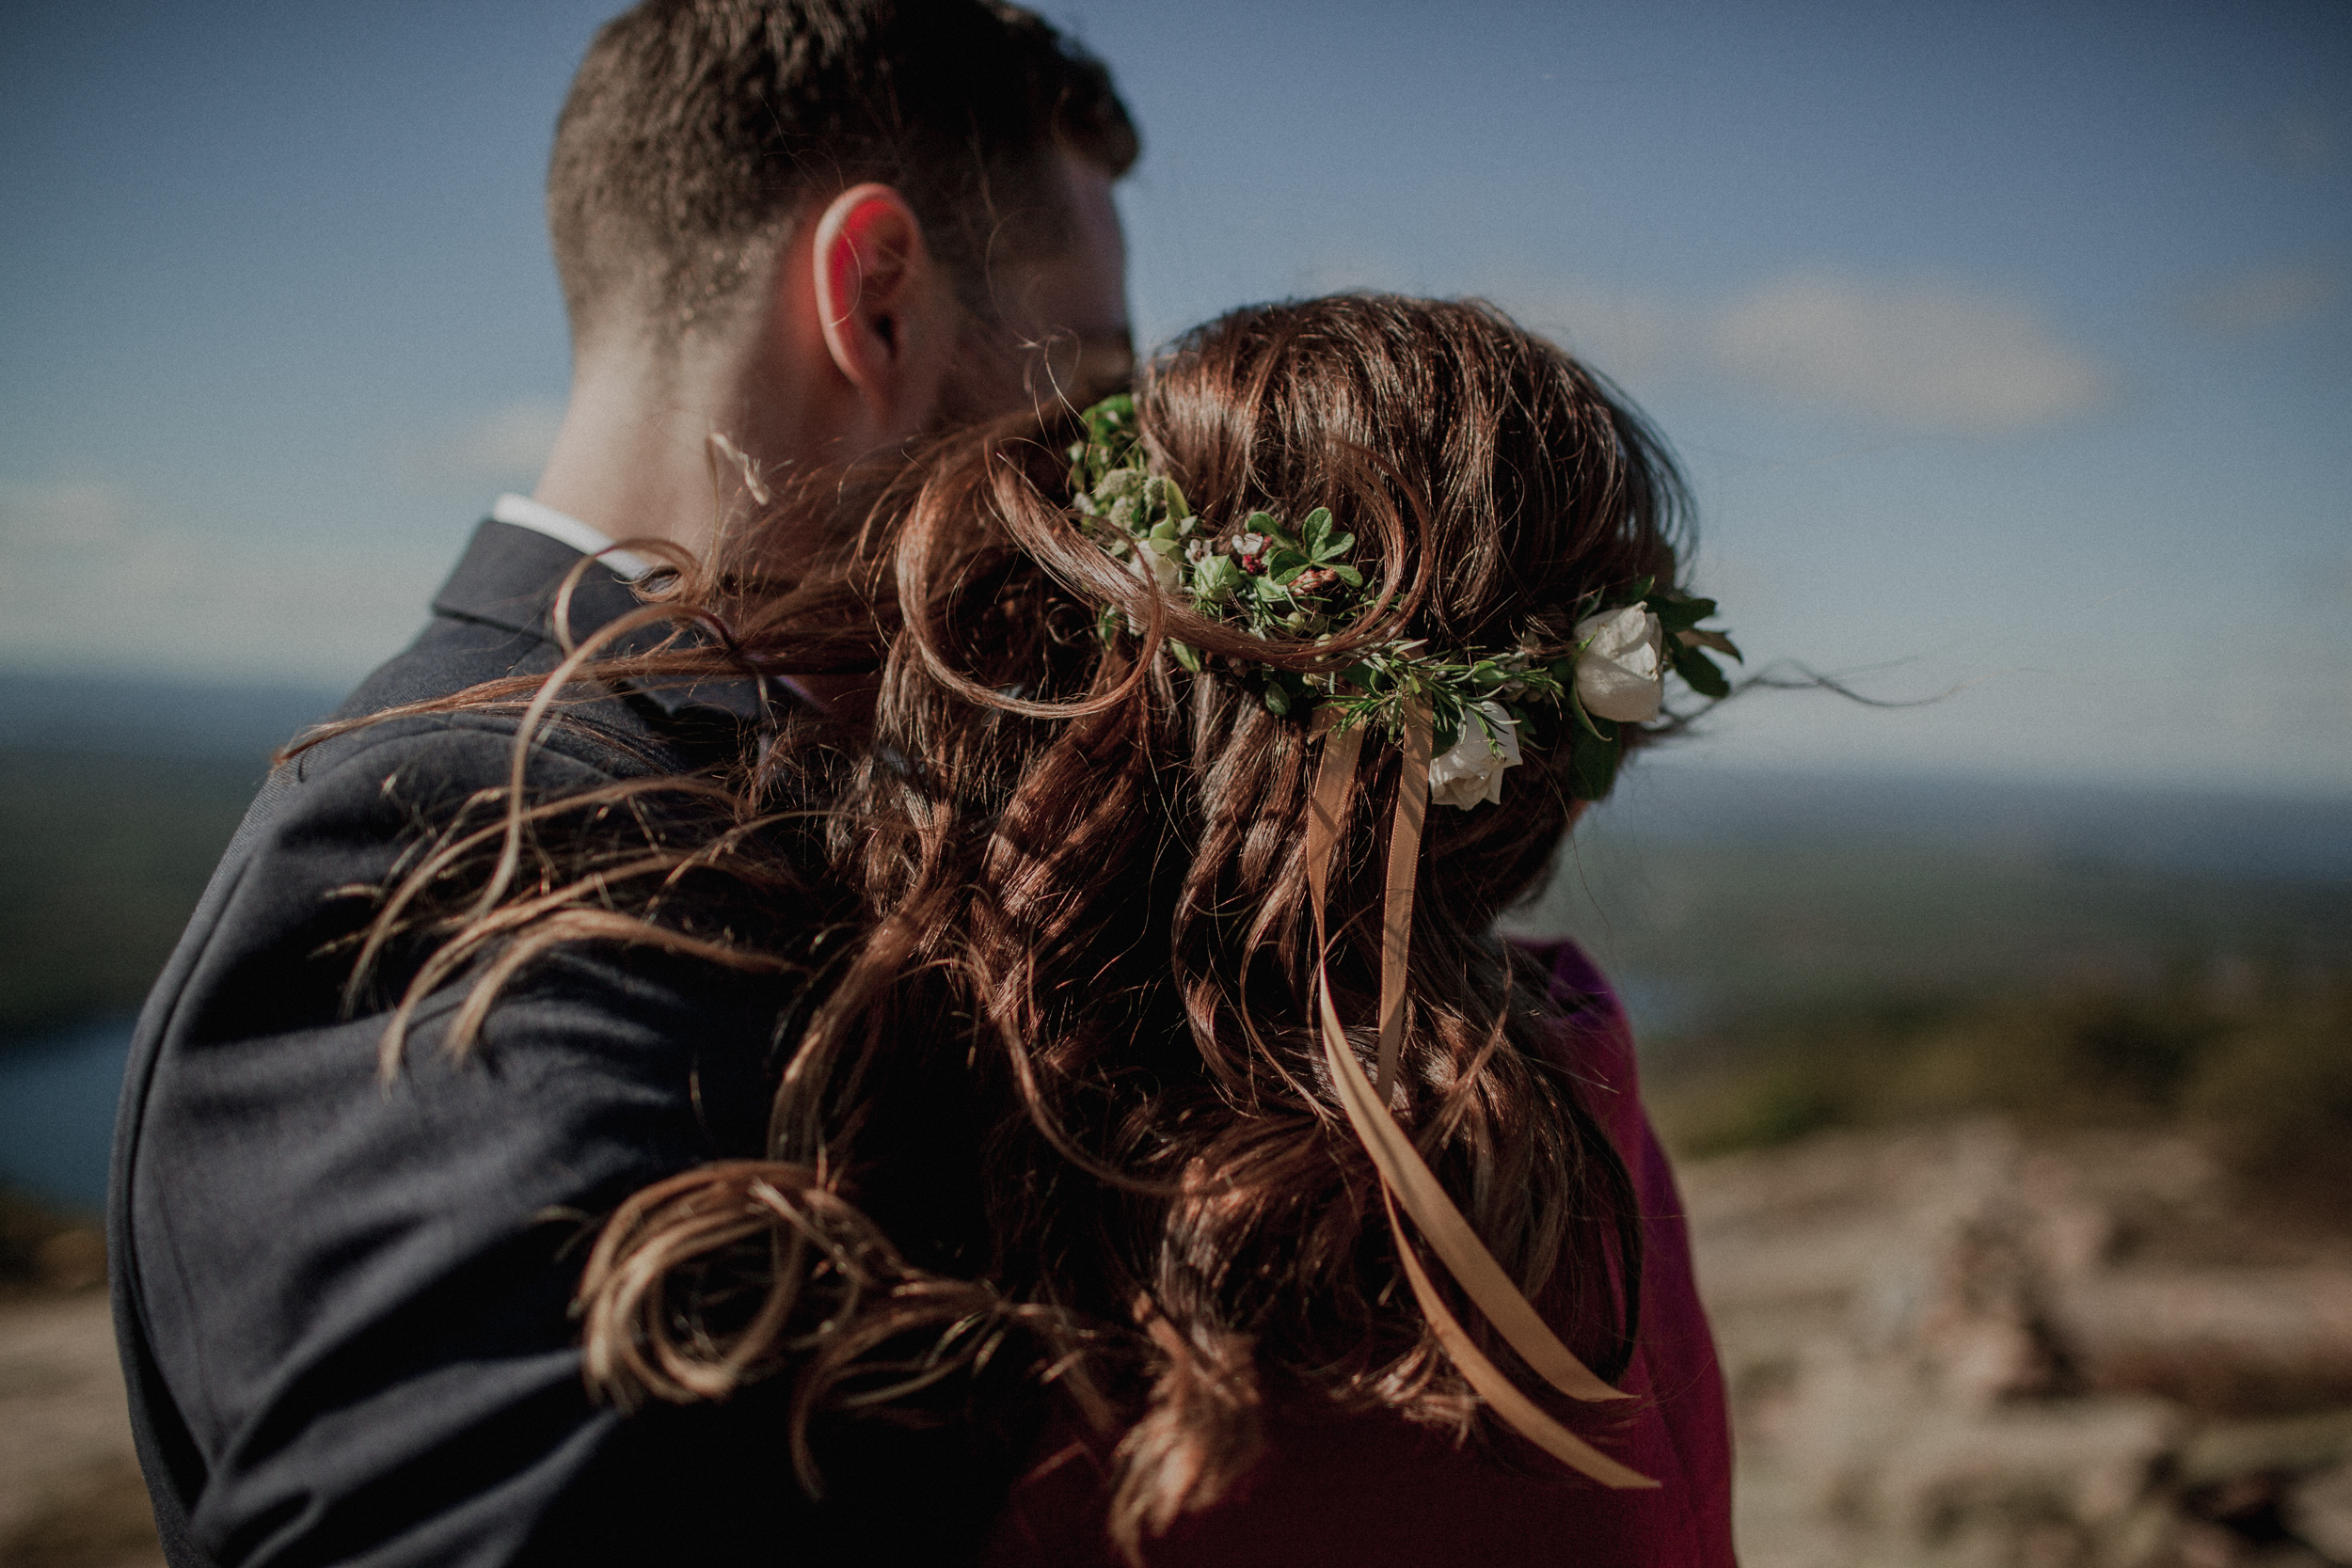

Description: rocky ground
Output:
[4,1119,2347,1566]
[1687,1120,2352,1568]
[0,1267,162,1568]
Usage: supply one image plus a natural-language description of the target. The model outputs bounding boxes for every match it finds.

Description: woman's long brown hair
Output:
[349,295,1691,1560]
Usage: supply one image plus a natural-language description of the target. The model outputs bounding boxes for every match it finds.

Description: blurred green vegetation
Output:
[1648,972,2352,1189]
[0,749,261,1040]
[1518,833,2352,1043]
[1515,826,2352,1194]
[6,731,2348,1206]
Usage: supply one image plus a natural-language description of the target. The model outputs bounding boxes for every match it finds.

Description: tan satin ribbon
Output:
[1304,706,1658,1490]
[1373,712,1430,1101]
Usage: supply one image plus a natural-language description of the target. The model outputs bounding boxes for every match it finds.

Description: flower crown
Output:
[1067,393,1740,805]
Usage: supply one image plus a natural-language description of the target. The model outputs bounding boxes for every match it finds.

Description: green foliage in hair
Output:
[1066,395,1739,806]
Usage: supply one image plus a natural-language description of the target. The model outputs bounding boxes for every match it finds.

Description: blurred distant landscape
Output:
[1516,767,2352,1564]
[0,675,334,1042]
[4,669,2350,1567]
[1508,762,2352,1200]
[5,665,2349,1135]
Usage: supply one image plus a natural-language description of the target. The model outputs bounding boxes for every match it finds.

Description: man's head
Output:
[548,0,1136,448]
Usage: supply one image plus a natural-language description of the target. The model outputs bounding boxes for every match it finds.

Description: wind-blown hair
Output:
[353,294,1690,1560]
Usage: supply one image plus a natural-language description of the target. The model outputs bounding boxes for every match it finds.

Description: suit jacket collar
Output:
[432,517,776,725]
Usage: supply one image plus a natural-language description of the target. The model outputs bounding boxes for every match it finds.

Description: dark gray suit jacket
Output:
[110,522,1013,1567]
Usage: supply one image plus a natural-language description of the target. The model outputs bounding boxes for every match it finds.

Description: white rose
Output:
[1427,702,1522,810]
[1572,605,1665,722]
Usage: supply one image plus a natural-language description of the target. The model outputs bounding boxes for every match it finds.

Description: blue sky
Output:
[3,1,2345,794]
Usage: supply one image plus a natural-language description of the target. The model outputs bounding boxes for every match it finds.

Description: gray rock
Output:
[1680,1121,2352,1568]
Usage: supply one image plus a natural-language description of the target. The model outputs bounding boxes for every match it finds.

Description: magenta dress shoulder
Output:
[982,938,1738,1567]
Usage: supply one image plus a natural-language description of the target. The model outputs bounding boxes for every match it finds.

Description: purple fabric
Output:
[983,938,1737,1567]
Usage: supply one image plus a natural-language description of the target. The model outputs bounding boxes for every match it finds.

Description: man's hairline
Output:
[568,141,1126,366]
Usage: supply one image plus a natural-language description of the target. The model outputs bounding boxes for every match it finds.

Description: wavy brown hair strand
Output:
[360,295,1690,1559]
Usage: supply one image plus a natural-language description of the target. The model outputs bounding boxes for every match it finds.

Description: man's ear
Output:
[810,183,952,432]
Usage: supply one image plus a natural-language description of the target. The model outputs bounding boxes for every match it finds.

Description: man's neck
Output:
[531,337,798,561]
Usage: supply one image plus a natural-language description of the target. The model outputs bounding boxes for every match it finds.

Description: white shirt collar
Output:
[490,492,829,715]
[491,493,655,581]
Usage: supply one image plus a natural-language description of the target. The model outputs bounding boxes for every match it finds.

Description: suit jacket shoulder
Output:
[108,523,1009,1567]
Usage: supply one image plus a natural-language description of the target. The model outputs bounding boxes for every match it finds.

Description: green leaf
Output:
[1171,640,1203,673]
[1568,682,1616,742]
[1327,562,1364,589]
[1569,723,1621,800]
[1678,626,1742,662]
[1263,679,1292,717]
[1625,575,1655,605]
[1084,393,1136,447]
[1671,642,1730,699]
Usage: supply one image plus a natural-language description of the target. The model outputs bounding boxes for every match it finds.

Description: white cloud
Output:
[2212,107,2337,176]
[1710,272,2113,434]
[455,397,566,479]
[0,479,133,547]
[1474,271,1688,391]
[0,476,439,683]
[2181,261,2342,335]
[2293,554,2352,609]
[385,397,567,489]
[1471,267,2115,436]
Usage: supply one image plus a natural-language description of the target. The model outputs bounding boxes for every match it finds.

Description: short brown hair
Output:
[548,0,1138,345]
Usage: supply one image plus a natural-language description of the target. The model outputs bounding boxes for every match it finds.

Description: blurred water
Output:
[1599,761,2352,885]
[0,1015,134,1214]
[0,670,338,760]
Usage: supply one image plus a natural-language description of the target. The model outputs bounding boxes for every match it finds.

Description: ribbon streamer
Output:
[1373,711,1430,1101]
[1304,706,1656,1489]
